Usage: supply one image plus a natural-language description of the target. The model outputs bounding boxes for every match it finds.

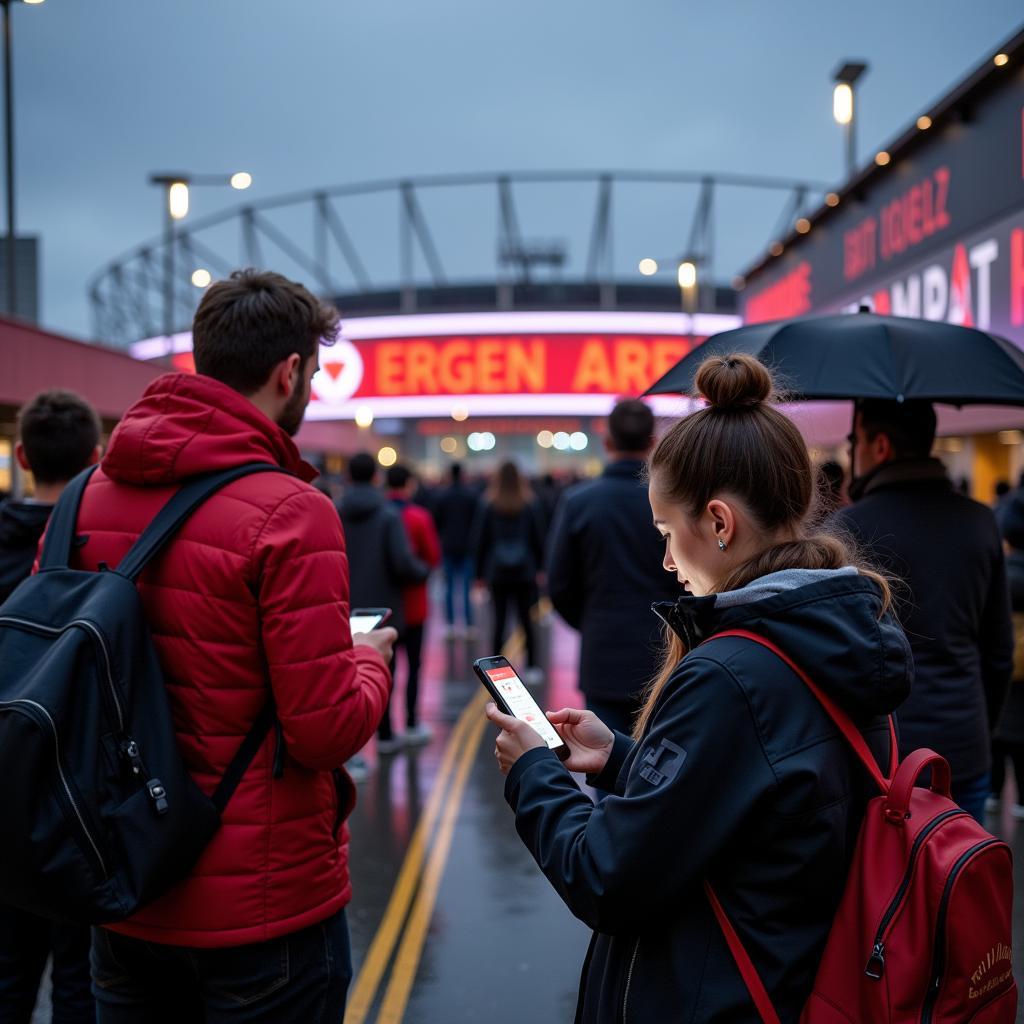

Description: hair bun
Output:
[694,353,774,410]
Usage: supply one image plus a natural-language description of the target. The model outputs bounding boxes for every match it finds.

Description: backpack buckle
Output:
[146,779,169,815]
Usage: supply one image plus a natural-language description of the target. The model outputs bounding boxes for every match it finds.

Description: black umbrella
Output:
[643,311,1024,406]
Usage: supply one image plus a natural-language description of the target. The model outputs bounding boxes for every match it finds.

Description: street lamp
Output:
[1,0,44,318]
[149,171,251,338]
[832,61,868,180]
[677,259,698,313]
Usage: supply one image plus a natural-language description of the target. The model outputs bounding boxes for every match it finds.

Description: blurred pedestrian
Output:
[338,453,428,753]
[485,354,910,1020]
[433,463,481,636]
[73,270,395,1021]
[387,464,442,745]
[817,459,846,513]
[0,390,100,1024]
[837,398,1012,823]
[546,398,679,735]
[473,461,544,679]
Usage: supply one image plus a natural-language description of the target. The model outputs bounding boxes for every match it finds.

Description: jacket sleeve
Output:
[545,497,583,629]
[414,508,442,569]
[254,488,391,770]
[979,537,1014,730]
[385,509,429,584]
[503,655,777,934]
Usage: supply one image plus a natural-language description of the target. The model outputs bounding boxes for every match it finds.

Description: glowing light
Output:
[467,432,496,452]
[553,431,571,451]
[230,172,252,190]
[917,115,932,131]
[191,268,211,288]
[440,436,458,454]
[354,406,374,428]
[23,1,46,5]
[451,405,469,422]
[537,430,554,449]
[377,446,398,467]
[677,261,697,289]
[569,432,588,451]
[795,218,811,234]
[832,83,853,125]
[875,151,891,167]
[994,53,1009,67]
[638,258,658,276]
[999,430,1023,445]
[768,241,784,257]
[168,181,189,220]
[825,192,840,207]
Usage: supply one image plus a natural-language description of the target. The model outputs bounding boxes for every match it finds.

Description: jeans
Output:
[443,555,474,627]
[91,908,351,1023]
[951,772,991,825]
[0,905,94,1024]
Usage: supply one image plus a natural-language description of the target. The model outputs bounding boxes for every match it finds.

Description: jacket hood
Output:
[653,572,912,717]
[0,499,52,548]
[102,373,317,486]
[339,484,385,521]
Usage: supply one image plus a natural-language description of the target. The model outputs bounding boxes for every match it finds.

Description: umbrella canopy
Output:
[643,311,1024,406]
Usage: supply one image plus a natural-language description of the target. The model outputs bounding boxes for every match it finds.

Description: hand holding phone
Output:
[349,608,391,634]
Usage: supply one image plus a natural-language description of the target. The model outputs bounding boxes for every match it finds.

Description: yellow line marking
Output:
[344,689,486,1024]
[375,709,489,1023]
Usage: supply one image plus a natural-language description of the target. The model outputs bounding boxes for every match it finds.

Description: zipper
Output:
[621,938,640,1022]
[920,839,1003,1024]
[0,616,125,733]
[0,698,108,876]
[864,809,967,979]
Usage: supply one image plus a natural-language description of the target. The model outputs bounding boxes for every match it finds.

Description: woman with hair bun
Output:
[485,353,912,1022]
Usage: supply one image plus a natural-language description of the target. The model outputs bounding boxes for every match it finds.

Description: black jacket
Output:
[473,501,544,587]
[433,482,482,559]
[546,460,681,704]
[337,484,428,635]
[995,550,1024,745]
[836,458,1013,781]
[0,500,53,604]
[503,573,911,1023]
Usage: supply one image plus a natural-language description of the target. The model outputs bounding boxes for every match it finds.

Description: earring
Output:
[718,538,728,552]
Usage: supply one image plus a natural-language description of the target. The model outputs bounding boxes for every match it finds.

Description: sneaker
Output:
[345,755,370,783]
[376,736,404,755]
[402,724,433,747]
[522,666,545,687]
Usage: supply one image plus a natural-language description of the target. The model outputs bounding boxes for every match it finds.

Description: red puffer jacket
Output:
[70,372,390,948]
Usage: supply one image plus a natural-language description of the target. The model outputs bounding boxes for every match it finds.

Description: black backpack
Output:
[0,463,283,924]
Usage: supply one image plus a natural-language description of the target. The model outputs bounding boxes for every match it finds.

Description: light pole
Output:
[149,171,251,338]
[2,0,43,317]
[832,61,868,180]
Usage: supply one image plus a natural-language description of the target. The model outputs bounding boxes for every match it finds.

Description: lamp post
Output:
[1,0,43,317]
[832,61,868,180]
[149,171,251,339]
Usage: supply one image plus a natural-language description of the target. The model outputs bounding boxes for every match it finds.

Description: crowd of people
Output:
[0,267,1020,1021]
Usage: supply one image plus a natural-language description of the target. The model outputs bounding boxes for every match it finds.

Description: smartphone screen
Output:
[349,608,390,634]
[474,657,569,759]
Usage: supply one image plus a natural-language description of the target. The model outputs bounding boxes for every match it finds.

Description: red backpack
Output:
[705,630,1017,1024]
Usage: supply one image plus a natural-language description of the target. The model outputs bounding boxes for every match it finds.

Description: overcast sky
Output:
[16,0,1024,341]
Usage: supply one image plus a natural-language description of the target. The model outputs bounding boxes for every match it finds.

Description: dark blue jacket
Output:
[503,573,911,1023]
[546,460,680,703]
[0,499,52,604]
[837,457,1013,782]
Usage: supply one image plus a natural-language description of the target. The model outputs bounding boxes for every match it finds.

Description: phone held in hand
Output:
[349,607,392,635]
[473,655,570,761]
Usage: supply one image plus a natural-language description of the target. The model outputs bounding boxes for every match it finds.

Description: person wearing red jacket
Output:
[76,270,395,1022]
[387,464,442,745]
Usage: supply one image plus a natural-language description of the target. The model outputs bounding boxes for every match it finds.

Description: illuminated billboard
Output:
[130,310,741,420]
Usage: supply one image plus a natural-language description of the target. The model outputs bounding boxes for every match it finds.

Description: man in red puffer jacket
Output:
[74,270,394,1022]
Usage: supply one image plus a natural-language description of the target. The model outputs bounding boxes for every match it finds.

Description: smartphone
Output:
[473,655,570,761]
[349,607,392,635]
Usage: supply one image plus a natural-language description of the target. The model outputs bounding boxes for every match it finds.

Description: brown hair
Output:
[486,461,533,516]
[193,268,340,394]
[633,353,890,738]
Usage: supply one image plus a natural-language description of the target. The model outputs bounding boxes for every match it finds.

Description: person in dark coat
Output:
[0,390,100,1024]
[484,354,911,1023]
[338,453,428,752]
[473,461,545,676]
[433,462,481,634]
[836,398,1013,823]
[546,399,680,735]
[990,487,1024,817]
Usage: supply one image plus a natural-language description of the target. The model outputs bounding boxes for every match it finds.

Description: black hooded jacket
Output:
[502,572,911,1023]
[0,499,53,604]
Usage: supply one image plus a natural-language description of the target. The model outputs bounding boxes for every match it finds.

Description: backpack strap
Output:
[709,628,893,792]
[703,882,781,1024]
[210,703,277,814]
[37,465,100,571]
[116,463,286,582]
